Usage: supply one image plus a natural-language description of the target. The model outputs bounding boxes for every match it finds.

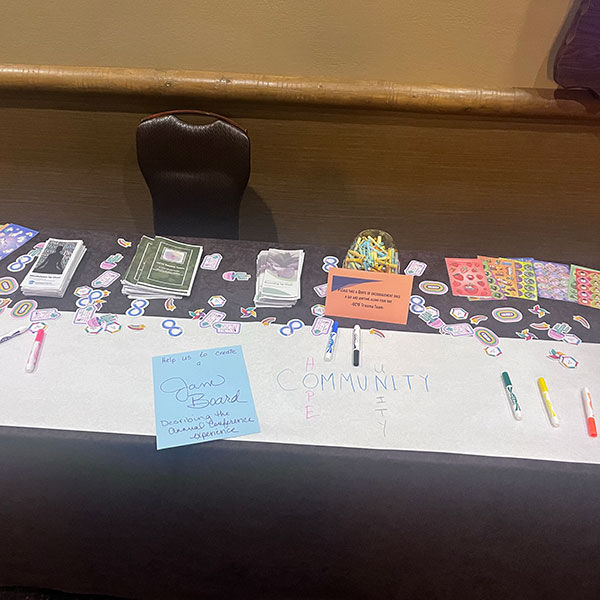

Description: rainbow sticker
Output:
[261,317,276,326]
[164,297,176,312]
[573,315,591,329]
[11,299,38,318]
[369,328,385,338]
[0,298,11,314]
[0,277,18,295]
[419,281,449,295]
[491,307,523,323]
[127,324,146,331]
[474,326,499,347]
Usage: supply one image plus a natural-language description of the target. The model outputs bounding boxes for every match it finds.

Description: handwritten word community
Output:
[276,369,431,394]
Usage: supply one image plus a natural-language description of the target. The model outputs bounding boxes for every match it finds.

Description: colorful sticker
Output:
[470,315,488,325]
[164,297,177,312]
[404,260,427,276]
[310,304,326,316]
[484,346,502,357]
[222,271,251,281]
[409,295,426,314]
[441,323,474,337]
[547,349,578,369]
[563,333,581,345]
[91,271,120,288]
[313,284,328,298]
[240,306,257,318]
[74,286,93,298]
[322,256,339,272]
[161,318,183,337]
[368,328,385,338]
[126,298,149,317]
[11,299,38,318]
[449,307,469,320]
[573,315,590,329]
[491,307,523,323]
[117,238,132,248]
[516,328,537,341]
[261,317,276,326]
[100,253,123,269]
[474,326,499,347]
[418,281,448,295]
[279,319,305,337]
[7,254,34,272]
[29,322,46,333]
[105,322,122,334]
[198,309,226,329]
[208,295,227,308]
[311,316,333,336]
[189,309,206,320]
[0,277,18,295]
[76,290,108,308]
[0,298,11,315]
[528,304,549,318]
[128,324,146,331]
[213,321,241,334]
[201,253,223,270]
[530,322,550,331]
[30,308,61,322]
[73,305,97,324]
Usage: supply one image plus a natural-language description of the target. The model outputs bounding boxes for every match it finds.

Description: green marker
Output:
[501,372,522,420]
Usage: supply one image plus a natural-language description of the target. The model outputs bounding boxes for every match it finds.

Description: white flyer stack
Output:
[21,238,86,298]
[253,248,305,308]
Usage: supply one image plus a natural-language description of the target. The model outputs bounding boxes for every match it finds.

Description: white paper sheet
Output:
[1,309,599,464]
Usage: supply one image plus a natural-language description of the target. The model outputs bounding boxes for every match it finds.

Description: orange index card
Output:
[324,267,413,325]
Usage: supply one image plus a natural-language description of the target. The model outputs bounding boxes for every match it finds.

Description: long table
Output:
[2,230,600,599]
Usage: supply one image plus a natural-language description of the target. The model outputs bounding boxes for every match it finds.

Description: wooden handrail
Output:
[1,63,600,121]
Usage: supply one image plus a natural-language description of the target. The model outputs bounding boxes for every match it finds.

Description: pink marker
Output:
[25,329,45,373]
[582,388,598,438]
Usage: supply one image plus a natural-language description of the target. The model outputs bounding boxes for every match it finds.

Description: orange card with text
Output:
[324,267,413,324]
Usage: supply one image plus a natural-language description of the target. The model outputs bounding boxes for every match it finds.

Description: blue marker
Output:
[324,321,339,362]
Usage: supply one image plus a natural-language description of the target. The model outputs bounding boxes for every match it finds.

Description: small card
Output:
[91,271,120,288]
[152,346,260,450]
[569,265,600,309]
[214,321,241,334]
[201,253,223,270]
[325,267,413,325]
[30,308,61,322]
[404,260,427,276]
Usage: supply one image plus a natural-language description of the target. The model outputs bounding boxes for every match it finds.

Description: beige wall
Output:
[1,0,575,89]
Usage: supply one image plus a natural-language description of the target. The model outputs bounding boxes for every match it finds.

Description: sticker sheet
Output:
[445,258,492,298]
[569,265,600,309]
[532,260,571,301]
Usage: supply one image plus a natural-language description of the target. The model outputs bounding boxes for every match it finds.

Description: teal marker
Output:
[501,372,522,420]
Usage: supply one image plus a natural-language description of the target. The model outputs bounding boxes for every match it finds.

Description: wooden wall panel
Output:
[1,106,599,264]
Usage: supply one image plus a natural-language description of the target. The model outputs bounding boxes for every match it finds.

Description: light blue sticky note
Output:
[152,345,260,450]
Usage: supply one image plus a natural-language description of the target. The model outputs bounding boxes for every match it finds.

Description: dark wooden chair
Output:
[136,110,250,239]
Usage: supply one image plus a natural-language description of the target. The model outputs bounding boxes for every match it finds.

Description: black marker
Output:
[352,325,361,367]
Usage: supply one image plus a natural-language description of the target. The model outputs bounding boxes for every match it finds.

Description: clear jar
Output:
[343,229,399,274]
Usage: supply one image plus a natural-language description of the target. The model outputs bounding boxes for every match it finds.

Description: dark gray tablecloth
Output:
[2,230,600,599]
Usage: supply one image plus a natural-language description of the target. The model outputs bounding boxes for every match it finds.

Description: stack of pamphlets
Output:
[121,235,203,299]
[21,238,86,298]
[253,248,305,308]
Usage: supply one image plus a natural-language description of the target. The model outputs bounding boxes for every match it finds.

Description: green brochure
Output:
[135,237,202,296]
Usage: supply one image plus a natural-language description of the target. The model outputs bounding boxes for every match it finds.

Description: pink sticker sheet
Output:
[445,258,492,298]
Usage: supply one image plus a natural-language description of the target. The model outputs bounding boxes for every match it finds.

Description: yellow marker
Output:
[538,377,560,427]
